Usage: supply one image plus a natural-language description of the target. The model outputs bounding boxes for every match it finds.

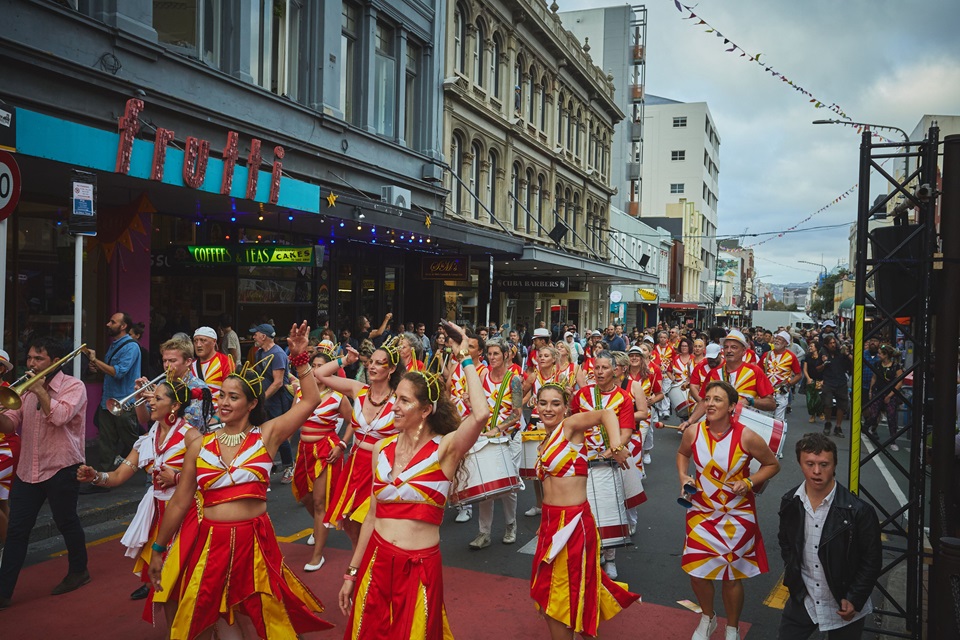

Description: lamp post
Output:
[812,119,912,180]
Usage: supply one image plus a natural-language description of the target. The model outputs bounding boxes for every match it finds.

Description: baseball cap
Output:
[563,331,574,339]
[822,319,836,328]
[723,329,749,348]
[705,343,722,358]
[250,323,276,338]
[628,345,643,354]
[775,331,792,345]
[533,328,551,339]
[590,330,602,337]
[643,335,654,343]
[194,326,218,341]
[0,349,12,373]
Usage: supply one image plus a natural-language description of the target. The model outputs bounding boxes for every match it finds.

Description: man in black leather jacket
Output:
[778,433,881,639]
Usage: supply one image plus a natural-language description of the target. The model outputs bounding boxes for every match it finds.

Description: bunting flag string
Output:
[670,1,897,144]
[742,183,858,248]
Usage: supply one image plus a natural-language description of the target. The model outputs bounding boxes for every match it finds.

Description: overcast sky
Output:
[557,0,960,284]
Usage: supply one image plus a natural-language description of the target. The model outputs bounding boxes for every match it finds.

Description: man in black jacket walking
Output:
[777,433,881,639]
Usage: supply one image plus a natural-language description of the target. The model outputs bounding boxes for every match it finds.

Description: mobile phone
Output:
[440,318,463,343]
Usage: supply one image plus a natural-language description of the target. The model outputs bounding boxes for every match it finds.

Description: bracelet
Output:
[119,458,137,471]
[461,357,474,368]
[175,471,181,485]
[343,573,357,582]
[747,396,755,407]
[337,357,344,368]
[336,441,348,451]
[296,365,311,378]
[611,444,626,454]
[289,351,310,368]
[92,471,108,486]
[151,542,168,553]
[346,565,359,577]
[744,477,754,491]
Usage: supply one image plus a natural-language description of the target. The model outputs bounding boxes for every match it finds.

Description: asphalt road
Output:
[19,390,914,638]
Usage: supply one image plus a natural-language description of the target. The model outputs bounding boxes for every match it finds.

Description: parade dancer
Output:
[761,331,802,423]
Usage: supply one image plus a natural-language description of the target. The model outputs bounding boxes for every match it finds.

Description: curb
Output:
[28,495,142,544]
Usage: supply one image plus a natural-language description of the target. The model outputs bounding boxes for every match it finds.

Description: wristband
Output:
[336,441,348,451]
[747,396,755,407]
[337,357,344,368]
[151,542,168,553]
[461,357,474,368]
[289,351,310,368]
[744,477,754,491]
[343,573,357,582]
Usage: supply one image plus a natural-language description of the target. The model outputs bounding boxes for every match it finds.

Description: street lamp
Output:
[812,119,912,182]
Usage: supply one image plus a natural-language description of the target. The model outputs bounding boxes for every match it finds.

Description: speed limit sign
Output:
[0,151,21,222]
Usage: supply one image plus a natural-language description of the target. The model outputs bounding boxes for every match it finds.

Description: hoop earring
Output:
[165,411,177,426]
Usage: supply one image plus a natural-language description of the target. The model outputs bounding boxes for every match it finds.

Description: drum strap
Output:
[592,385,610,449]
[490,371,515,431]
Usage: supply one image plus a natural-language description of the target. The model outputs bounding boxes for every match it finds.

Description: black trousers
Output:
[778,595,867,640]
[0,464,87,599]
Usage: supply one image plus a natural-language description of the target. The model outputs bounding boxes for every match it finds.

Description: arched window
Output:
[487,148,499,218]
[512,162,522,230]
[513,55,524,113]
[601,132,608,176]
[588,125,595,169]
[525,168,535,233]
[573,192,582,247]
[556,91,565,145]
[565,187,573,232]
[451,132,464,214]
[474,20,485,86]
[453,5,466,74]
[566,100,574,149]
[575,109,582,158]
[539,75,548,131]
[471,141,483,219]
[536,173,546,237]
[527,65,536,123]
[491,33,502,98]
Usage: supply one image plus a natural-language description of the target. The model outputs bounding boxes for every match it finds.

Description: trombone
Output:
[0,344,87,411]
[106,371,167,415]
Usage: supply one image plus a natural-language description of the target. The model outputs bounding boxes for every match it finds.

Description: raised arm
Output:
[442,322,491,464]
[263,322,320,451]
[313,345,365,398]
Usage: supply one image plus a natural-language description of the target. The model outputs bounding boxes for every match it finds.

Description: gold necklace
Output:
[216,428,249,447]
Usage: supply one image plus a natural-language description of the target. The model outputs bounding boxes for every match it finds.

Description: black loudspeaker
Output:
[548,221,568,245]
[870,224,923,317]
[638,254,650,269]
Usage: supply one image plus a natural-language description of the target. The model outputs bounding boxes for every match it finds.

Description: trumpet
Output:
[0,344,87,411]
[106,371,167,415]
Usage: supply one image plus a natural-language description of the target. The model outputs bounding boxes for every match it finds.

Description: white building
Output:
[641,94,720,297]
[558,5,647,215]
[609,207,672,328]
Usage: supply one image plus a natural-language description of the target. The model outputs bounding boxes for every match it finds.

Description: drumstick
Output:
[659,424,683,430]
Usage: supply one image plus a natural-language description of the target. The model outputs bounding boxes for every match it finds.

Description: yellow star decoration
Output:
[425,215,432,229]
[326,191,338,208]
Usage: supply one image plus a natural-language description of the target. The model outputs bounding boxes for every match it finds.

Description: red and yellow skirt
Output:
[157,512,332,639]
[530,502,640,637]
[346,531,452,640]
[292,435,344,505]
[0,433,21,500]
[325,446,374,526]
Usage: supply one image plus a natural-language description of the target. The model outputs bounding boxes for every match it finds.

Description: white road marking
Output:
[860,435,908,505]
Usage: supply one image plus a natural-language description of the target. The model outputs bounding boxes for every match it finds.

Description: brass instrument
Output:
[0,344,87,411]
[106,371,167,415]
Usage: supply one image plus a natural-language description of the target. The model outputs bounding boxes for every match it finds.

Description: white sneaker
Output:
[603,562,618,579]
[724,625,740,640]
[524,506,542,517]
[692,614,717,640]
[306,534,315,545]
[455,508,472,523]
[642,453,652,465]
[469,532,491,550]
[503,522,517,544]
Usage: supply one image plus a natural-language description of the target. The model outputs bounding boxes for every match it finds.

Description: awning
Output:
[839,296,854,310]
[660,302,704,310]
[494,245,657,286]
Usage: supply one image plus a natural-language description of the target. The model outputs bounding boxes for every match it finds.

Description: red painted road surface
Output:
[2,540,751,639]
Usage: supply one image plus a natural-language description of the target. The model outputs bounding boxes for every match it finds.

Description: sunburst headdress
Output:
[315,340,337,360]
[226,353,275,397]
[538,381,570,404]
[381,335,403,367]
[412,351,446,411]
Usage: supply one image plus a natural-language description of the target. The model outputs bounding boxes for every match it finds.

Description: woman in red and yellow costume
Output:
[148,321,332,639]
[294,347,352,572]
[530,383,639,639]
[78,377,212,625]
[399,332,426,372]
[316,337,405,550]
[338,321,489,639]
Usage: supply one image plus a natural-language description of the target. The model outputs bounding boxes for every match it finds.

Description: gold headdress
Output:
[315,340,337,360]
[412,351,446,409]
[227,353,274,397]
[381,335,403,367]
[538,381,570,403]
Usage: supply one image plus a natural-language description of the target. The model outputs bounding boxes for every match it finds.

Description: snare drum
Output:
[667,385,692,419]
[519,430,546,478]
[734,404,787,493]
[452,436,521,505]
[586,460,631,548]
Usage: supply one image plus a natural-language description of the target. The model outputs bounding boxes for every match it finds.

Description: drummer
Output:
[468,336,523,549]
[569,351,636,581]
[628,345,658,470]
[530,382,637,639]
[679,329,776,432]
[652,331,676,417]
[760,331,801,423]
[689,343,723,405]
[447,328,486,524]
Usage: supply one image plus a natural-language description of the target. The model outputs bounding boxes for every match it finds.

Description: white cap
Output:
[0,349,12,372]
[533,328,551,339]
[628,345,643,354]
[564,331,574,339]
[723,329,749,348]
[705,343,722,358]
[590,330,602,337]
[194,326,218,341]
[776,331,792,345]
[822,319,836,328]
[643,335,654,343]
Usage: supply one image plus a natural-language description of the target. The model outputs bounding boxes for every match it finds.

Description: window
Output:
[471,142,483,219]
[249,0,274,90]
[670,183,685,194]
[405,42,421,149]
[539,76,547,131]
[451,134,464,214]
[271,0,302,99]
[671,150,685,161]
[491,34,502,98]
[454,5,466,74]
[153,0,223,67]
[575,109,582,157]
[487,149,498,218]
[511,163,522,229]
[673,116,687,128]
[513,56,523,113]
[525,168,535,233]
[527,66,536,123]
[556,92,565,145]
[340,2,359,124]
[474,20,485,86]
[536,174,545,237]
[373,21,397,137]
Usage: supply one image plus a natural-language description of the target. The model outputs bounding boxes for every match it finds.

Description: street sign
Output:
[0,150,21,222]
